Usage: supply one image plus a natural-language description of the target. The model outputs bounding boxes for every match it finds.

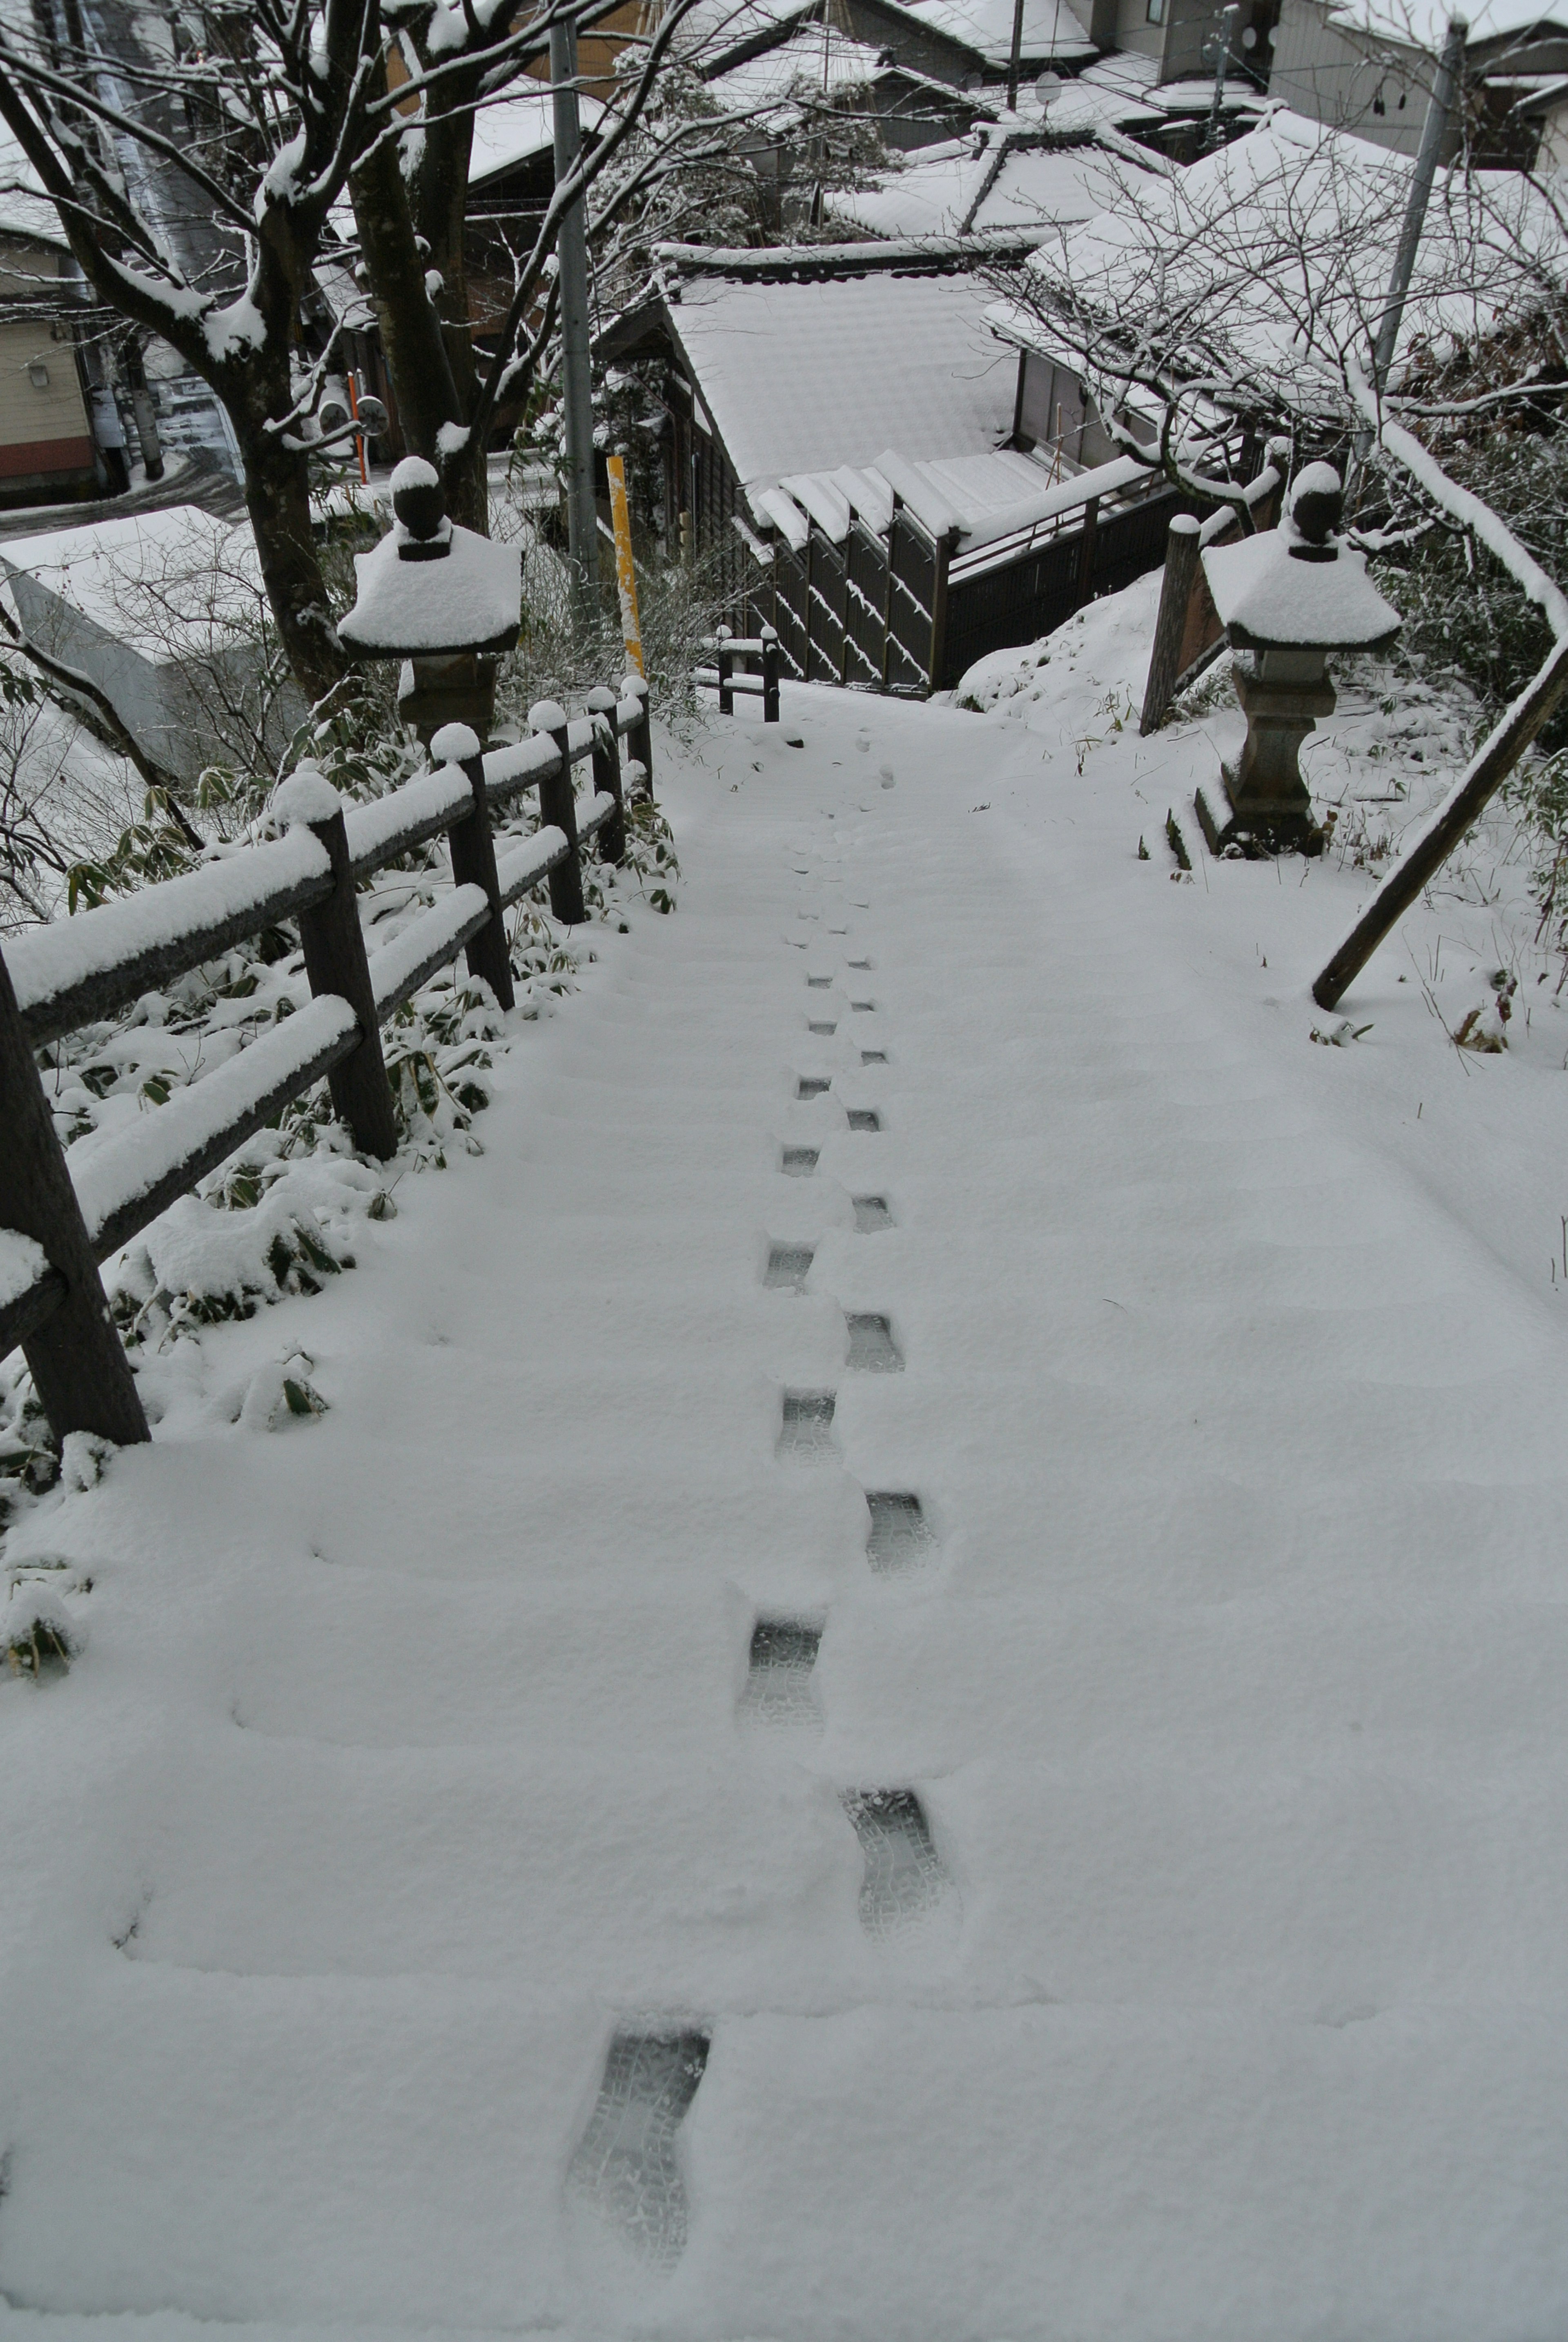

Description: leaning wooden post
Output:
[761,624,780,723]
[0,946,149,1448]
[276,771,399,1161]
[717,625,735,715]
[530,700,588,927]
[585,684,627,865]
[623,672,654,798]
[1314,631,1568,1008]
[431,723,515,1011]
[1139,513,1203,735]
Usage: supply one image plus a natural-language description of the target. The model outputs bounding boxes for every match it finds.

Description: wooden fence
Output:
[693,629,781,720]
[746,474,1186,699]
[0,678,653,1452]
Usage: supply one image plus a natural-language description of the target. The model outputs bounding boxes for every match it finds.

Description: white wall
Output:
[1269,0,1430,151]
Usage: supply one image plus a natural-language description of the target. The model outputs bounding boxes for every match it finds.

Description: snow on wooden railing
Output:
[693,628,780,722]
[0,675,654,1452]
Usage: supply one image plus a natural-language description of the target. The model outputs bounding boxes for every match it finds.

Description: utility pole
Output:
[550,4,599,619]
[1370,15,1468,393]
[1204,3,1239,149]
[1007,0,1025,112]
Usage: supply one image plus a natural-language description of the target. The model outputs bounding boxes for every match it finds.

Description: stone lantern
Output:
[338,456,522,746]
[1195,463,1400,857]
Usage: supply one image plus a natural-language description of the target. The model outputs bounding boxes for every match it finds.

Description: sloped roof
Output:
[702,24,890,117]
[660,260,1020,497]
[890,0,1094,62]
[994,108,1568,401]
[467,87,606,189]
[829,131,1161,240]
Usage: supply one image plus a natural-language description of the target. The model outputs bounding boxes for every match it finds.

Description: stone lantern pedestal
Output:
[1195,464,1400,858]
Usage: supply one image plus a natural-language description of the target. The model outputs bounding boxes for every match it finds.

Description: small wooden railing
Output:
[693,628,780,721]
[0,675,654,1453]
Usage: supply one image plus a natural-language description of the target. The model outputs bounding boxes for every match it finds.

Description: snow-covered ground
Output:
[5,579,1568,2337]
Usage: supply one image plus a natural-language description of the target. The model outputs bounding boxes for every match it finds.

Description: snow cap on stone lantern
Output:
[1202,463,1401,657]
[1194,465,1401,857]
[338,457,522,661]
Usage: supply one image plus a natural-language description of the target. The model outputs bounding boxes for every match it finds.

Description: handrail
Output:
[0,677,655,1450]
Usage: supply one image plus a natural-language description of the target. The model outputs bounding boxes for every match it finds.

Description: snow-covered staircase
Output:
[4,683,1568,2339]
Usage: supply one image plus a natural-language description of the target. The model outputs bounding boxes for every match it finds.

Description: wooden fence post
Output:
[0,946,149,1448]
[761,625,780,723]
[431,724,515,1012]
[1139,514,1203,736]
[586,684,627,865]
[624,674,654,798]
[717,626,735,715]
[530,701,588,927]
[286,786,399,1160]
[1076,496,1101,609]
[928,530,955,694]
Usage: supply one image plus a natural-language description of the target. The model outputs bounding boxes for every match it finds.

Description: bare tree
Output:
[0,0,702,697]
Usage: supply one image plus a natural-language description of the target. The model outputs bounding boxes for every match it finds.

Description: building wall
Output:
[1268,0,1430,151]
[1110,0,1165,67]
[1536,96,1568,170]
[0,240,96,498]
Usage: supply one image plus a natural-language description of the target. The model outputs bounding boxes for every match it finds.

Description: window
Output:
[1147,0,1166,22]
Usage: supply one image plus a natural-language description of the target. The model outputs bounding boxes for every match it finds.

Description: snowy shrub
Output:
[2,1571,82,1680]
[1374,432,1568,754]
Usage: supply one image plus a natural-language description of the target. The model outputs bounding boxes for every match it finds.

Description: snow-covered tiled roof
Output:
[995,109,1568,400]
[659,261,1021,495]
[760,442,1151,550]
[891,0,1095,62]
[1324,0,1568,51]
[829,131,1161,241]
[467,87,606,189]
[701,25,889,118]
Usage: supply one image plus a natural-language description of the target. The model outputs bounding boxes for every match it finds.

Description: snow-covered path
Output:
[5,672,1568,2340]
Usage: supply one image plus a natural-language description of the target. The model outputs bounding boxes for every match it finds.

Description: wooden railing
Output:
[0,675,654,1452]
[693,628,781,722]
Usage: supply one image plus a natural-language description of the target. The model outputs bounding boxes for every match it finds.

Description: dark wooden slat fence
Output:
[0,677,652,1452]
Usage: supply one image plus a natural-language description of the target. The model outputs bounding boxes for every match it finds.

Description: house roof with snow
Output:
[466,88,606,193]
[1321,0,1568,53]
[0,508,265,666]
[608,245,1024,504]
[828,126,1163,240]
[0,125,68,251]
[890,0,1094,65]
[701,23,893,115]
[754,441,1146,552]
[991,109,1568,404]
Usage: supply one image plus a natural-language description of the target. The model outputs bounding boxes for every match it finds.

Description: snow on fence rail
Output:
[0,675,654,1453]
[692,628,781,722]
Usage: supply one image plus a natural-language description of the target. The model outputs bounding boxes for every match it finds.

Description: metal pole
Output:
[1205,3,1238,149]
[1370,15,1468,394]
[550,5,598,618]
[1007,0,1025,112]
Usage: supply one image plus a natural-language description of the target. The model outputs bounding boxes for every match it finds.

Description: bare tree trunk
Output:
[235,393,349,706]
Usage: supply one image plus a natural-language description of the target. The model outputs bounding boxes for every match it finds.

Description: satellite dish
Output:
[1035,69,1063,107]
[963,69,983,88]
[1240,22,1256,43]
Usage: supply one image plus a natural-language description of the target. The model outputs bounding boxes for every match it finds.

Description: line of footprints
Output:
[568,772,953,2269]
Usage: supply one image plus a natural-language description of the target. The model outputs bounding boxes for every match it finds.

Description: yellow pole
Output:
[606,454,644,677]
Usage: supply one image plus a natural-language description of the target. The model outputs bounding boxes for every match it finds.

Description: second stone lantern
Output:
[338,456,522,747]
[1196,463,1401,857]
